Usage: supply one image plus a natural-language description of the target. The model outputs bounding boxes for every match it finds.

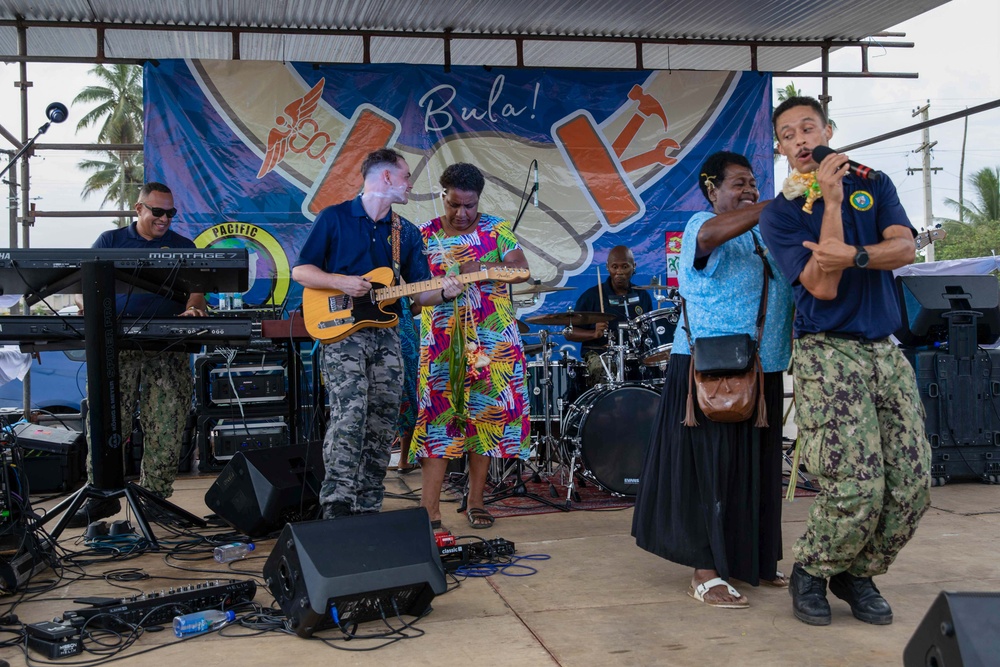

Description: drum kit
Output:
[517,287,681,503]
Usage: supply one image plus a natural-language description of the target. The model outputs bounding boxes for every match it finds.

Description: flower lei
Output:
[782,169,823,214]
[430,232,490,432]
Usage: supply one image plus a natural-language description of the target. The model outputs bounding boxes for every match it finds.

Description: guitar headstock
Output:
[915,228,946,251]
[486,266,531,282]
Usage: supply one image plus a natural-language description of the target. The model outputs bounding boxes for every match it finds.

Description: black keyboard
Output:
[62,579,257,629]
[0,248,247,270]
[0,315,254,350]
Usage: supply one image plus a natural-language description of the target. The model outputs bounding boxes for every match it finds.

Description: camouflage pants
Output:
[583,350,611,386]
[85,350,191,497]
[319,327,402,516]
[792,334,930,578]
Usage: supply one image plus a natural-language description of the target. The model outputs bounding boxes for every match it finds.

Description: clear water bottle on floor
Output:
[173,609,235,637]
[213,541,255,563]
[232,291,243,309]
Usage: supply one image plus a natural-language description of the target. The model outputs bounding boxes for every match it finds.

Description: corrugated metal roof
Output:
[0,0,951,69]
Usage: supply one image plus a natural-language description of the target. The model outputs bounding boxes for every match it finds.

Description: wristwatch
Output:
[853,245,870,269]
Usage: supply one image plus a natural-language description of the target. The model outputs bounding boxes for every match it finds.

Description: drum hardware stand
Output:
[482,328,570,512]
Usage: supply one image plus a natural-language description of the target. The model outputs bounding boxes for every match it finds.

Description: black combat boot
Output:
[790,563,832,626]
[829,572,893,625]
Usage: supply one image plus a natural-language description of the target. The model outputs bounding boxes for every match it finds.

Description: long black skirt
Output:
[631,354,784,586]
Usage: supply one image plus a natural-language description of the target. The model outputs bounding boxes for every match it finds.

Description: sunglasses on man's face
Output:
[139,202,178,218]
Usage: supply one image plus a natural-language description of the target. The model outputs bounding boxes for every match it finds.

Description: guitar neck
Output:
[376,270,489,301]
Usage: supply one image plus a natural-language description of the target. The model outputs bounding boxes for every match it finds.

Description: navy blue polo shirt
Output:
[294,196,431,316]
[759,173,915,340]
[573,279,654,351]
[93,222,196,318]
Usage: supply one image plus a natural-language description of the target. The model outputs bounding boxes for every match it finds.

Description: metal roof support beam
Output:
[820,44,831,114]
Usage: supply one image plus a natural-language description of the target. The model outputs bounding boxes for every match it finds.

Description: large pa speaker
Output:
[903,591,1000,667]
[263,508,447,638]
[203,443,323,537]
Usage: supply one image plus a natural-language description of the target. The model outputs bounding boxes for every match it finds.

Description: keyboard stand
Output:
[35,261,206,546]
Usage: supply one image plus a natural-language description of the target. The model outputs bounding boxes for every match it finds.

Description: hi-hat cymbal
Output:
[516,319,530,334]
[512,282,575,295]
[524,311,615,326]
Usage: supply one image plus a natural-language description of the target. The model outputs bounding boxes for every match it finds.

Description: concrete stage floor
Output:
[6,471,999,667]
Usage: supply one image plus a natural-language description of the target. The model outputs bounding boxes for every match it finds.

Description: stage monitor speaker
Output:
[263,508,447,638]
[903,591,1000,667]
[203,443,323,537]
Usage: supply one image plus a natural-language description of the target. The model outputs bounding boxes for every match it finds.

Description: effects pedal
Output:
[469,537,516,559]
[26,621,83,659]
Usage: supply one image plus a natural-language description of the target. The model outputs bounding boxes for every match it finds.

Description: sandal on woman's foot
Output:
[687,577,750,609]
[762,571,789,588]
[430,519,442,529]
[466,507,495,529]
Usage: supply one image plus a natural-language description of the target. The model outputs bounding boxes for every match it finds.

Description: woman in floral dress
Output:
[412,162,531,529]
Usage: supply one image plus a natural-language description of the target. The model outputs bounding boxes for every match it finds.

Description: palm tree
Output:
[935,166,1000,260]
[79,151,145,208]
[73,64,144,225]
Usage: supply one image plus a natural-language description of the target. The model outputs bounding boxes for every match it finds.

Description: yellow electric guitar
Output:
[302,265,530,343]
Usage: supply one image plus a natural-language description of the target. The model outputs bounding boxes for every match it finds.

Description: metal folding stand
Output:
[469,330,570,513]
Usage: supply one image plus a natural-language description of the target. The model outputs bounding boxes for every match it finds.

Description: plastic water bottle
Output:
[173,609,235,638]
[232,291,243,309]
[213,541,255,563]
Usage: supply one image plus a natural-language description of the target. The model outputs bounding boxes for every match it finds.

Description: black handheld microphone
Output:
[811,145,880,180]
[45,102,69,124]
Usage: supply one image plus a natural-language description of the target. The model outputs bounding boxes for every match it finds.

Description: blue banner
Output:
[145,60,773,323]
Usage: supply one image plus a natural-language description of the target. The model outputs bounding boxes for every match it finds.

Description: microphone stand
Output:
[0,119,57,180]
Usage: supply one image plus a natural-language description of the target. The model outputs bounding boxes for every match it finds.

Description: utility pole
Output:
[908,101,943,262]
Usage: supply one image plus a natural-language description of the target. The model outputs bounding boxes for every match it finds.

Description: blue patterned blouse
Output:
[671,211,794,373]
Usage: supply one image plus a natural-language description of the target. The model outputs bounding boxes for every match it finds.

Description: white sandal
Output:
[687,577,750,609]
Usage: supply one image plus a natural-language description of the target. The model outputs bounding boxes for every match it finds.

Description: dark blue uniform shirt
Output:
[294,196,431,316]
[759,173,915,340]
[573,278,654,351]
[93,222,196,318]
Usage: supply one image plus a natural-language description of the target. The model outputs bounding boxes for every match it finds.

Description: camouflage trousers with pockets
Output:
[319,327,402,516]
[85,350,191,498]
[792,333,930,578]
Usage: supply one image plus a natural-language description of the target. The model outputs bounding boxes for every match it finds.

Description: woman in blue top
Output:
[632,151,794,609]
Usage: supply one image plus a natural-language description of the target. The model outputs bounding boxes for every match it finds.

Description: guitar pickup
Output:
[328,294,353,310]
[317,316,354,330]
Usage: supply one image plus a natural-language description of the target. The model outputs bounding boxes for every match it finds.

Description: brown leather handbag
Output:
[682,233,771,428]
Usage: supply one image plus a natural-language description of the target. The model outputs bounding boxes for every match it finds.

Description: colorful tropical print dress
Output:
[411,214,530,460]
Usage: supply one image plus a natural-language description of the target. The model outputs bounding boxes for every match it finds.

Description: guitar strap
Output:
[391,211,401,283]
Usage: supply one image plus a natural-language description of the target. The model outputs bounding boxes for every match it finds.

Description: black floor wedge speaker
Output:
[263,508,447,638]
[903,591,1000,667]
[203,443,324,537]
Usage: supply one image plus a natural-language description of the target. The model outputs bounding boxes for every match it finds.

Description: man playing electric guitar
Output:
[292,148,465,519]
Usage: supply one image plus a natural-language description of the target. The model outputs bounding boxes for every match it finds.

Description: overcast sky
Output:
[1,0,997,250]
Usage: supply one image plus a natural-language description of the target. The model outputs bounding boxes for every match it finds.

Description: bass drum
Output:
[561,383,661,496]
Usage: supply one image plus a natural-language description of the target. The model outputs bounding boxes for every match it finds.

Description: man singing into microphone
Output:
[759,96,930,627]
[565,245,652,385]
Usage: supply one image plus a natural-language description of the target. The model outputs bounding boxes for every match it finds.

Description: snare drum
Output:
[633,307,678,366]
[526,360,588,423]
[561,383,661,495]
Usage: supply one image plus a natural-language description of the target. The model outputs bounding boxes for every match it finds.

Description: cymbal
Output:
[516,319,530,334]
[512,282,575,295]
[632,284,672,290]
[524,311,615,326]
